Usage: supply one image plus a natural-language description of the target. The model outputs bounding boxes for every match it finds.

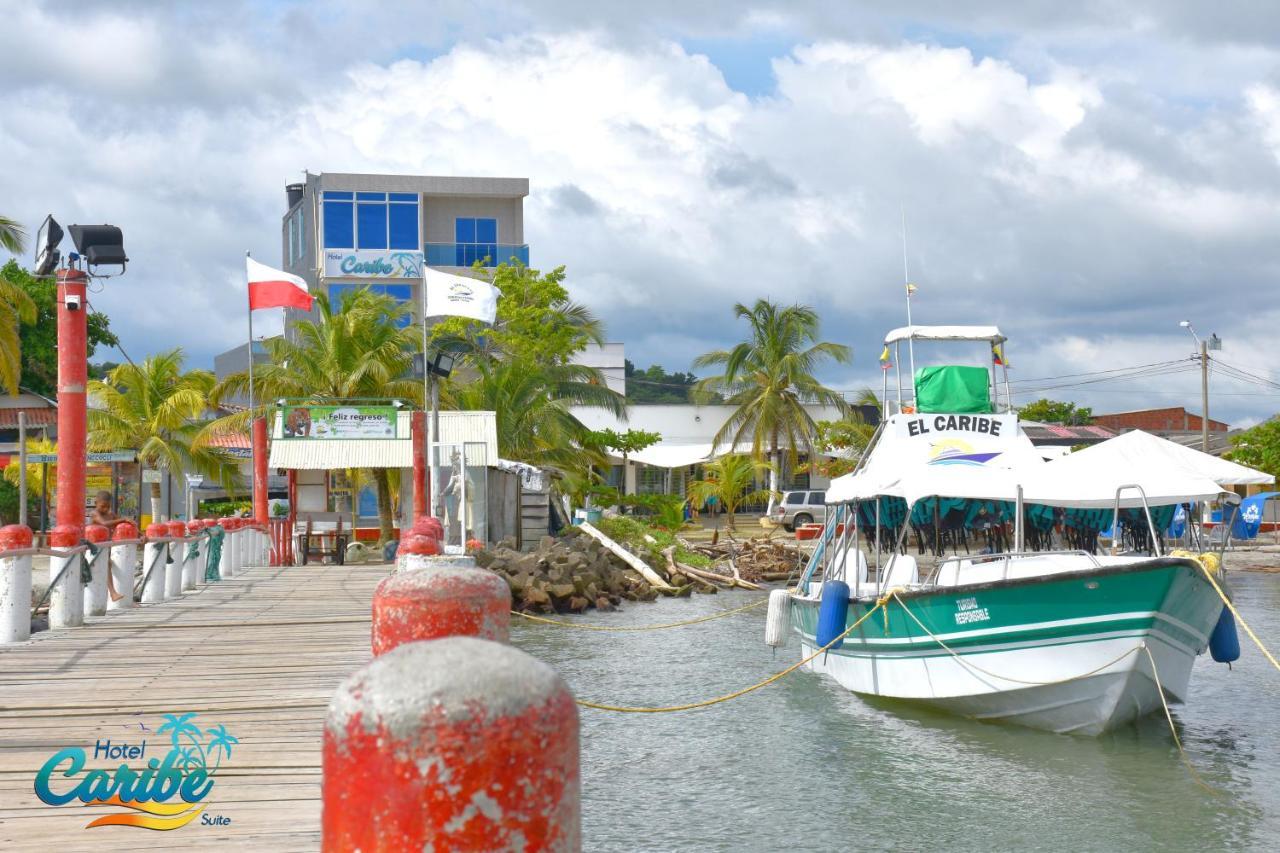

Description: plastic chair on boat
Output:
[883,554,919,587]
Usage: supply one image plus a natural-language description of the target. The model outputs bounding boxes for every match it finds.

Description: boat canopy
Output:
[884,325,1006,344]
[828,414,1227,508]
[1051,429,1273,486]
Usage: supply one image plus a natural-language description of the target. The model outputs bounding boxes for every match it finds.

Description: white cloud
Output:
[3,8,1280,427]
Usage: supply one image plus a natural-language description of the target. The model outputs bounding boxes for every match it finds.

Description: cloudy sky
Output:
[4,0,1280,425]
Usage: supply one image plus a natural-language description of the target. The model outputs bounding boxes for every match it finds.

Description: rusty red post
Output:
[252,416,269,524]
[411,411,427,520]
[372,564,510,655]
[323,637,580,851]
[55,268,88,529]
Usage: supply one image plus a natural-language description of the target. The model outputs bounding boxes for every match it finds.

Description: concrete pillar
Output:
[372,563,511,655]
[165,521,185,599]
[184,520,203,590]
[48,524,83,628]
[140,524,168,604]
[82,524,111,617]
[0,525,33,643]
[109,522,138,611]
[322,637,580,851]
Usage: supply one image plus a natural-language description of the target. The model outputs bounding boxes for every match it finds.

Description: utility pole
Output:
[1199,338,1209,454]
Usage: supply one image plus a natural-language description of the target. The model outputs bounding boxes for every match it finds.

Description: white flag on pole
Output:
[423,268,499,323]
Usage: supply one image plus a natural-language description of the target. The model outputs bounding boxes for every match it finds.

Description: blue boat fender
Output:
[1210,606,1241,665]
[816,580,852,650]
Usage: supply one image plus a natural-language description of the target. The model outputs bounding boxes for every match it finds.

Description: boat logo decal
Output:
[954,596,991,625]
[927,438,1002,467]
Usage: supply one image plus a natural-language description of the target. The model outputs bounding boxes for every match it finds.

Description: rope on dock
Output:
[574,595,889,712]
[1187,555,1280,675]
[512,596,767,632]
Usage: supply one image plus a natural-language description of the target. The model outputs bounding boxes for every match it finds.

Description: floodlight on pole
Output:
[33,215,62,277]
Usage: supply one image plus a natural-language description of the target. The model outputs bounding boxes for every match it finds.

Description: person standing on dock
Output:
[91,490,134,602]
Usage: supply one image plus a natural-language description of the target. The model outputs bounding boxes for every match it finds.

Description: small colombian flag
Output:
[879,345,893,370]
[905,282,918,297]
[992,344,1006,366]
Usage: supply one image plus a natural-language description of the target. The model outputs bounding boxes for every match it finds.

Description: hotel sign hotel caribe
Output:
[323,249,424,278]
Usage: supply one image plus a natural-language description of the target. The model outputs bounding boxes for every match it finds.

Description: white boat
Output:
[775,325,1246,735]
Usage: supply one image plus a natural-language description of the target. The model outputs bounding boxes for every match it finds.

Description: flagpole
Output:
[246,251,256,511]
[901,208,916,393]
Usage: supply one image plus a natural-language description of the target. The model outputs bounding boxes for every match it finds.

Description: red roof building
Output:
[1092,407,1228,433]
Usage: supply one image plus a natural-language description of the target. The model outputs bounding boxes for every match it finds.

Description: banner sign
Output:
[282,405,399,440]
[323,249,423,279]
[27,451,136,464]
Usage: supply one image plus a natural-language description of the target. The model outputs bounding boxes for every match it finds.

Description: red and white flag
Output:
[247,257,313,311]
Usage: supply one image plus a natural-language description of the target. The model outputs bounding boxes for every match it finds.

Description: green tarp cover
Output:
[914,365,992,414]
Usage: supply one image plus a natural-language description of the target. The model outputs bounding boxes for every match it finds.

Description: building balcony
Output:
[424,243,529,268]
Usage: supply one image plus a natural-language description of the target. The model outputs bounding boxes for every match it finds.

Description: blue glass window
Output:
[388,203,418,249]
[454,218,498,266]
[323,201,354,249]
[357,203,388,249]
[356,192,386,201]
[323,191,354,200]
[328,283,414,327]
[388,192,417,202]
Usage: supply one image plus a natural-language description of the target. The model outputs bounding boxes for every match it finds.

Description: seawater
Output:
[513,571,1280,852]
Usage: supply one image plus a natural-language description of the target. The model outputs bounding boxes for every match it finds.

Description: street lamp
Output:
[1179,320,1220,453]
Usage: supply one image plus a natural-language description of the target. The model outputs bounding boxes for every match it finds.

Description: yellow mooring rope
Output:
[1141,643,1219,796]
[1179,553,1280,675]
[575,596,889,713]
[511,596,768,632]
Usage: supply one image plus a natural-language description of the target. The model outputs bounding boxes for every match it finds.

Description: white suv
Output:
[771,490,828,531]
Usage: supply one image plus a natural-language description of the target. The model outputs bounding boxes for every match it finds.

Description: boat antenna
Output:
[901,206,917,386]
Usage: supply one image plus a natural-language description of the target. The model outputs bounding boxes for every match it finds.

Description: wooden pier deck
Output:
[0,563,387,852]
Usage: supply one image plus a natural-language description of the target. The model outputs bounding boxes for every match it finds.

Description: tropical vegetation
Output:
[624,360,703,403]
[434,262,626,474]
[212,288,420,543]
[87,349,241,519]
[0,215,24,255]
[1018,398,1093,425]
[0,262,37,395]
[687,453,775,531]
[0,261,119,397]
[1227,417,1280,479]
[694,299,850,507]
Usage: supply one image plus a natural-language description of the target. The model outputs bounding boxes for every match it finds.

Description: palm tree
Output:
[205,723,239,771]
[448,357,624,473]
[0,270,36,395]
[687,454,775,531]
[694,299,851,510]
[212,288,420,544]
[87,350,241,520]
[0,215,24,255]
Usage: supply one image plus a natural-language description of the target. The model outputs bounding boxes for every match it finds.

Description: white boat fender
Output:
[764,589,791,648]
[816,580,852,650]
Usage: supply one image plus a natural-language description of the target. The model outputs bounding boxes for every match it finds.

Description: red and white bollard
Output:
[82,524,111,617]
[140,523,169,604]
[0,524,34,643]
[219,518,239,578]
[109,522,138,611]
[48,524,83,628]
[165,521,186,599]
[372,562,511,655]
[183,520,203,590]
[323,636,581,852]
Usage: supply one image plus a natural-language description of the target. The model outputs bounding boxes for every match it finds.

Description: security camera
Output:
[66,294,82,311]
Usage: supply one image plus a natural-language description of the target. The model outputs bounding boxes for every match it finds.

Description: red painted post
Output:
[55,268,88,529]
[252,416,269,524]
[411,411,427,520]
[323,637,580,851]
[372,565,511,655]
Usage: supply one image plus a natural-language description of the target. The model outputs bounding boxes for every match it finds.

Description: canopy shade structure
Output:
[827,414,1228,509]
[626,441,757,469]
[1054,429,1273,486]
[884,325,1006,344]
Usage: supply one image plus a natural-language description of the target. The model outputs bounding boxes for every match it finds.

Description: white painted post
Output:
[0,525,34,643]
[182,522,201,591]
[82,525,112,618]
[219,519,238,578]
[48,526,84,629]
[109,531,138,611]
[141,524,168,604]
[166,535,186,600]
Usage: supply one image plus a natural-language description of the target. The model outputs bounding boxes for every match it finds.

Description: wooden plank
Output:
[0,562,389,849]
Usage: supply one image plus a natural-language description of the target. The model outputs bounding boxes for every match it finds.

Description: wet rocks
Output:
[476,529,662,613]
